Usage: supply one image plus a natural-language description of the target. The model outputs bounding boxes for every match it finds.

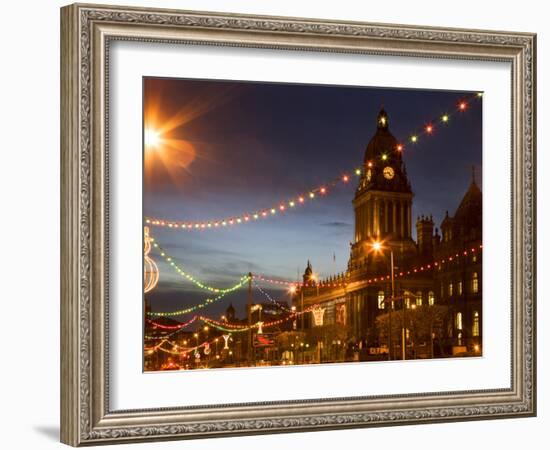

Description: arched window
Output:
[415,291,422,306]
[377,291,385,309]
[404,293,411,309]
[457,281,463,295]
[428,291,435,306]
[473,311,480,337]
[472,272,479,294]
[448,282,453,297]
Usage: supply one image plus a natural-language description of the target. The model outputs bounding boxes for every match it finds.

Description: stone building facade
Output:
[293,109,482,359]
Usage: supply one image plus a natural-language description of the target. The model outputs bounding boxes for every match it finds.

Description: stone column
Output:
[399,201,405,239]
[384,199,389,235]
[392,200,397,236]
[373,199,379,237]
[407,202,412,238]
[365,200,372,238]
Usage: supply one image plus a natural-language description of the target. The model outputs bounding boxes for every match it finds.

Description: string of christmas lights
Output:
[144,317,201,341]
[145,245,482,320]
[144,340,167,352]
[144,93,482,231]
[145,172,356,231]
[198,304,317,333]
[253,274,345,288]
[145,338,202,355]
[154,338,210,355]
[403,92,482,148]
[255,244,483,288]
[147,289,238,317]
[253,281,293,312]
[151,238,250,293]
[146,315,198,330]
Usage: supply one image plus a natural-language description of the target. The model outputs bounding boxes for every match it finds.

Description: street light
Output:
[370,240,396,360]
[372,241,383,252]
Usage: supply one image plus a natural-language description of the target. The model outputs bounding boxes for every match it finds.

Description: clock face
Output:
[366,169,372,181]
[383,166,395,180]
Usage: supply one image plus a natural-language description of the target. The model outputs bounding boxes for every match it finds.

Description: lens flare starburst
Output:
[143,80,237,189]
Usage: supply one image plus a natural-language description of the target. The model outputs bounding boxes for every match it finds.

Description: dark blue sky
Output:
[144,77,482,321]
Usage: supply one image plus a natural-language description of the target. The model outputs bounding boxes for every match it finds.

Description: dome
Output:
[363,108,402,165]
[357,108,411,194]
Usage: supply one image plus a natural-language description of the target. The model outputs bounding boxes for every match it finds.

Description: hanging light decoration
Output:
[144,92,482,231]
[144,226,159,293]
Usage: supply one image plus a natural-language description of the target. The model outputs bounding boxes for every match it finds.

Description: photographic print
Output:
[142,78,483,372]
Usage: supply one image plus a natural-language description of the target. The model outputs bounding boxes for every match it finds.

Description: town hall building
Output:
[292,108,482,359]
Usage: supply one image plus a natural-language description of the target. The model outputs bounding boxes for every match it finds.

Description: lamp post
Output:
[193,332,199,368]
[301,285,305,332]
[247,272,253,365]
[402,295,407,360]
[371,241,394,361]
[193,332,199,347]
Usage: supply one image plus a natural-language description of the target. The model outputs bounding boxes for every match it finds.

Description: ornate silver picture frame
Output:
[60,3,536,446]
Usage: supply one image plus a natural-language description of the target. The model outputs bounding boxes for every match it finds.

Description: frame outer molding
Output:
[61,4,80,446]
[60,3,536,446]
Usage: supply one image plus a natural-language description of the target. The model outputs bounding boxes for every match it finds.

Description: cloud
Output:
[319,221,352,228]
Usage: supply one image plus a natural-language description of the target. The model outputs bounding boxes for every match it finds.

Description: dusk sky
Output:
[143,77,482,321]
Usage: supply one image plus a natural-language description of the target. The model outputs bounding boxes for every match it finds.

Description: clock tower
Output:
[349,108,416,271]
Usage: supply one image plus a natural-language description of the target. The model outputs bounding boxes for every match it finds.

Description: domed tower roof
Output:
[358,108,411,194]
[363,108,401,164]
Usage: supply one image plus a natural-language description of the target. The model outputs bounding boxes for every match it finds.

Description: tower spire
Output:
[377,107,389,130]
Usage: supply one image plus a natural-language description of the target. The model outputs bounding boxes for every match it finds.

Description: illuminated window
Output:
[428,291,435,306]
[416,291,422,306]
[377,291,385,309]
[457,281,463,295]
[456,312,463,330]
[472,272,479,293]
[405,294,411,309]
[473,311,480,337]
[472,255,477,263]
[457,331,463,346]
[448,282,453,297]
